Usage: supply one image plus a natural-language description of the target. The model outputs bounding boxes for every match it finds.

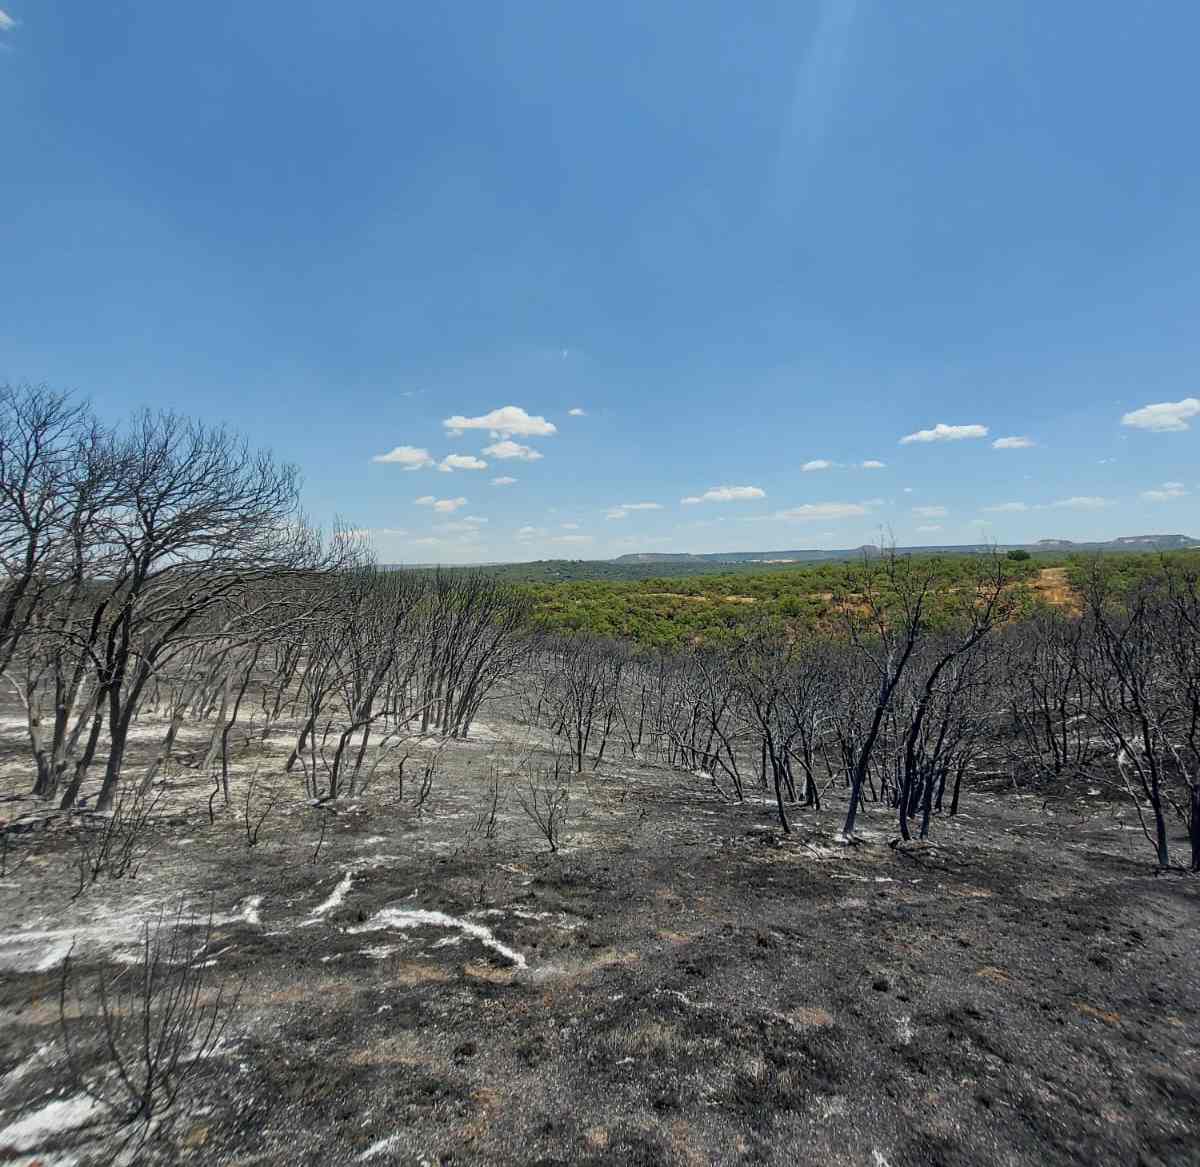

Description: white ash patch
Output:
[307,872,354,921]
[237,895,263,926]
[1,1043,56,1091]
[0,899,158,973]
[0,892,267,974]
[348,908,526,969]
[359,1132,404,1160]
[0,1093,98,1153]
[895,1015,914,1045]
[468,907,582,931]
[357,944,404,960]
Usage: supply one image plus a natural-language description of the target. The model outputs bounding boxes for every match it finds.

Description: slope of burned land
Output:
[1,708,1196,1167]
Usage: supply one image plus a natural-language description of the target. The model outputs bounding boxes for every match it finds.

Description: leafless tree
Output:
[1078,561,1200,870]
[516,756,571,852]
[71,784,163,898]
[539,634,627,772]
[415,570,531,739]
[834,549,941,839]
[893,556,1011,841]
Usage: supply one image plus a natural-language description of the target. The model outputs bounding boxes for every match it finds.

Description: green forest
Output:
[498,550,1200,648]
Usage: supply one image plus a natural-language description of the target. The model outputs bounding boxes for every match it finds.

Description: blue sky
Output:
[2,2,1198,563]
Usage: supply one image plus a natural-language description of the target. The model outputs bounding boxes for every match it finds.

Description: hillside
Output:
[614,533,1200,565]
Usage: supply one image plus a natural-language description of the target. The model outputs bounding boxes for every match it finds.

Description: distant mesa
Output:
[613,534,1198,564]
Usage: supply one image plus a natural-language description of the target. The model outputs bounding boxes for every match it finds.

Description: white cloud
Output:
[992,436,1035,449]
[437,454,487,472]
[899,423,989,444]
[415,495,468,513]
[551,534,594,545]
[982,502,1028,513]
[608,501,662,518]
[1050,496,1111,510]
[860,460,886,470]
[680,485,766,505]
[802,460,835,472]
[372,445,433,469]
[773,502,870,521]
[568,407,587,417]
[1141,482,1190,502]
[517,525,547,539]
[1121,398,1200,433]
[912,505,948,519]
[483,439,543,461]
[0,10,15,31]
[915,524,943,533]
[561,522,580,530]
[443,405,557,438]
[491,476,517,486]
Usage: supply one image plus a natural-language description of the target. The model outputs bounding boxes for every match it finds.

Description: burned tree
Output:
[835,549,941,840]
[1079,561,1200,870]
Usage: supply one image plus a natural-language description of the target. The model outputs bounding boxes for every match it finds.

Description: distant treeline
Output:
[497,550,1197,649]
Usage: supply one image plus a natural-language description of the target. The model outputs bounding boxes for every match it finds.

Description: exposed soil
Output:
[0,705,1197,1166]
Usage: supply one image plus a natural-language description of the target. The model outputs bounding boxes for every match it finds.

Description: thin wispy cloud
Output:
[1141,482,1189,502]
[982,502,1028,513]
[912,505,948,518]
[802,459,835,472]
[681,485,766,505]
[0,9,15,32]
[773,501,869,521]
[771,0,858,217]
[606,501,662,519]
[1121,397,1200,433]
[992,436,1035,449]
[415,495,468,513]
[860,460,886,469]
[491,476,517,486]
[434,520,486,534]
[568,407,587,417]
[443,405,557,438]
[900,423,989,444]
[1050,496,1110,510]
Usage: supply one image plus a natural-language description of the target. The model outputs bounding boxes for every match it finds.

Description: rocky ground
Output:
[0,708,1197,1166]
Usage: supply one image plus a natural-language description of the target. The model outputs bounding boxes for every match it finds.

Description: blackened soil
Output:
[1,742,1197,1166]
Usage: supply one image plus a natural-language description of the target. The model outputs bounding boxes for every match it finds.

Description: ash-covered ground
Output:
[0,705,1197,1166]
